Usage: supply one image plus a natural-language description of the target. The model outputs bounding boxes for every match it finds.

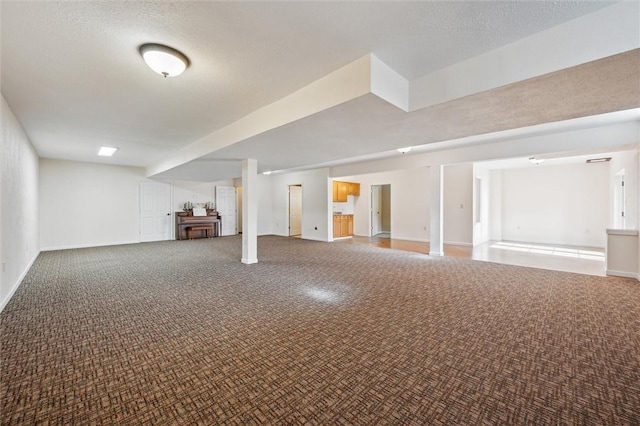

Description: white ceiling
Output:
[0,1,623,179]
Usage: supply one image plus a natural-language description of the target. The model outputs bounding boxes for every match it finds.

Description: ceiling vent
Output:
[585,157,611,164]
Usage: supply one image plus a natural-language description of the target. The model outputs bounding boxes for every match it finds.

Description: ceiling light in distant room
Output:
[529,157,544,165]
[98,146,118,157]
[586,157,612,163]
[397,147,412,154]
[139,43,189,78]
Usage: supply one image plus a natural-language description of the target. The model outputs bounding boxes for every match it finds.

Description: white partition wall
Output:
[270,169,331,242]
[39,159,145,250]
[499,162,609,248]
[1,95,40,312]
[443,163,473,246]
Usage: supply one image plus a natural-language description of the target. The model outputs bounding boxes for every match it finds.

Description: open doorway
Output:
[289,185,302,237]
[371,184,391,238]
[614,169,625,229]
[236,186,243,234]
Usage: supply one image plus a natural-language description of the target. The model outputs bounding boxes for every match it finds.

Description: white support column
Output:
[241,159,258,264]
[429,164,444,256]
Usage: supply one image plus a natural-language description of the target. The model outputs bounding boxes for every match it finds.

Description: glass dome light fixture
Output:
[139,43,189,78]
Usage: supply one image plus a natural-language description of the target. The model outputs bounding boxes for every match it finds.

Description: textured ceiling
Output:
[1,1,616,172]
[154,49,640,181]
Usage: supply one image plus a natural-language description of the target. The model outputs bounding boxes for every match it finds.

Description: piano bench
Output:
[187,225,214,239]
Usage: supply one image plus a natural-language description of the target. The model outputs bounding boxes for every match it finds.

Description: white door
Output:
[371,185,382,236]
[216,186,237,236]
[289,185,302,236]
[140,181,171,242]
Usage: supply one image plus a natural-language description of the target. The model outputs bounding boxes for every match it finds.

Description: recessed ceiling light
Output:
[397,147,412,154]
[139,43,189,78]
[98,146,118,157]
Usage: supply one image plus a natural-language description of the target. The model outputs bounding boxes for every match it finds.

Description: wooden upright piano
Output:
[175,210,221,240]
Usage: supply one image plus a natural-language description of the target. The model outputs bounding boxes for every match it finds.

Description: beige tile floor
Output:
[470,240,606,277]
[344,236,606,277]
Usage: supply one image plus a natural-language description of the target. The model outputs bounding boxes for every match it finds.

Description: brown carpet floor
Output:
[1,235,639,425]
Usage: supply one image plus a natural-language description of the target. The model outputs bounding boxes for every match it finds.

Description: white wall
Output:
[270,169,330,241]
[500,162,609,248]
[607,148,640,280]
[39,159,146,250]
[490,170,503,241]
[1,95,40,311]
[169,180,215,212]
[473,164,492,246]
[443,163,473,245]
[350,168,430,242]
[332,195,355,215]
[257,174,273,236]
[606,229,639,279]
[162,178,239,212]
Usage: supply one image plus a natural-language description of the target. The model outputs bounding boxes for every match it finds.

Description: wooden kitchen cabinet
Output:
[333,215,341,238]
[337,181,348,202]
[334,214,353,238]
[332,180,360,201]
[340,215,350,236]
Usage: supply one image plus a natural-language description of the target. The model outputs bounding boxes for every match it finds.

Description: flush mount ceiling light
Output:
[139,43,189,78]
[263,171,272,175]
[529,157,544,165]
[98,146,118,157]
[397,147,412,154]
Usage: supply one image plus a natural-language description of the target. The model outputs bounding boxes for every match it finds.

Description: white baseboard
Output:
[263,233,329,242]
[444,241,473,247]
[606,269,640,281]
[241,258,258,265]
[0,251,40,313]
[390,236,429,243]
[41,240,140,251]
[305,236,330,242]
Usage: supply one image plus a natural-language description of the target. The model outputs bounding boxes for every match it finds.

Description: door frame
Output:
[371,185,382,236]
[288,184,303,236]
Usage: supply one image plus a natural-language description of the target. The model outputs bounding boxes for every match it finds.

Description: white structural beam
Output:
[410,2,640,110]
[241,159,258,264]
[329,116,640,178]
[147,56,372,177]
